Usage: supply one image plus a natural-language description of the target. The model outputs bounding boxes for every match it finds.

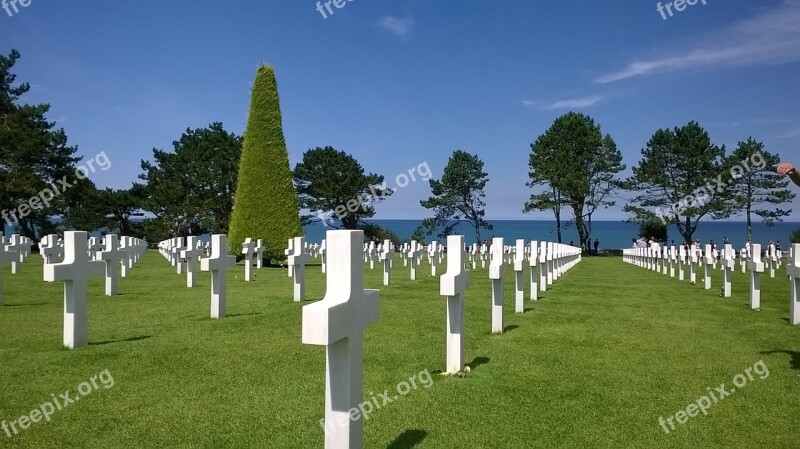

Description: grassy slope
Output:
[0,252,798,448]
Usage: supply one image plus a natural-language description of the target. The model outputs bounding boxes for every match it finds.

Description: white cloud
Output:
[524,96,603,111]
[375,16,416,39]
[596,1,800,83]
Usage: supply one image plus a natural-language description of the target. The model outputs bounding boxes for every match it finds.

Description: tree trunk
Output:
[572,204,589,254]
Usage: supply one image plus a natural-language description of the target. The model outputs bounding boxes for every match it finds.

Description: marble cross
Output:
[43,231,105,349]
[529,241,539,301]
[513,239,526,313]
[289,236,310,302]
[0,239,19,306]
[788,244,800,325]
[721,244,735,298]
[703,244,714,290]
[440,235,469,374]
[747,244,765,310]
[380,239,393,286]
[489,237,506,334]
[96,234,123,296]
[255,239,265,269]
[302,230,380,449]
[200,234,237,319]
[181,236,204,288]
[241,238,255,282]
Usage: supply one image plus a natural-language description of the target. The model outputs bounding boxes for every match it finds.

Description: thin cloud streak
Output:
[375,16,416,39]
[524,96,603,111]
[596,1,800,83]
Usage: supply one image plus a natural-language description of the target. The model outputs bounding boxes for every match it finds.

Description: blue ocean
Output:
[5,219,797,250]
[305,220,800,250]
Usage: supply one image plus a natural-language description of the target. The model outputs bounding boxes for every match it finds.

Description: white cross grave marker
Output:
[429,241,439,276]
[747,244,765,310]
[181,236,204,288]
[703,244,714,290]
[320,239,327,274]
[529,241,539,301]
[200,234,236,319]
[40,234,60,265]
[302,230,380,449]
[43,231,105,349]
[289,236,310,302]
[440,235,469,374]
[408,240,420,281]
[768,244,778,278]
[788,244,800,325]
[0,240,19,306]
[96,234,123,296]
[513,239,526,313]
[489,237,506,334]
[721,244,735,298]
[380,239,393,286]
[255,239,265,269]
[242,238,255,282]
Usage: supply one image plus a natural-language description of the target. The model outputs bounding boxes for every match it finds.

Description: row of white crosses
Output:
[2,234,33,274]
[623,243,800,317]
[301,231,582,448]
[158,235,241,318]
[489,238,582,334]
[41,232,147,349]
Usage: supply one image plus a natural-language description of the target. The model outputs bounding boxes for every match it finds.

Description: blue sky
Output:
[1,0,799,221]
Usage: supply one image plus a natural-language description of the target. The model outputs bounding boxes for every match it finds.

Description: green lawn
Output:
[1,251,798,448]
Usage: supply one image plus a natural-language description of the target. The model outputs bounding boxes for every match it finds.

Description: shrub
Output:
[228,66,302,261]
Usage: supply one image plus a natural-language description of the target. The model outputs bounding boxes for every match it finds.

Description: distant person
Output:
[569,240,574,247]
[631,238,637,248]
[776,241,782,252]
[593,239,600,255]
[723,236,730,246]
[177,216,191,241]
[777,162,800,187]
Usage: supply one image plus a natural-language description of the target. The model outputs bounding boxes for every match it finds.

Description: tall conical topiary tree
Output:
[228,65,302,261]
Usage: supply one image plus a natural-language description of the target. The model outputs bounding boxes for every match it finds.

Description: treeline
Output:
[2,49,795,251]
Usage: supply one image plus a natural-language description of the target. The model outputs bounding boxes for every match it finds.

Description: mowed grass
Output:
[0,250,798,448]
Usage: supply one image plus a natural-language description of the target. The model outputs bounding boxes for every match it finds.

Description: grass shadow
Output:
[466,356,490,371]
[387,428,426,449]
[3,303,49,307]
[524,308,535,313]
[227,312,262,318]
[503,325,519,333]
[90,335,151,346]
[761,350,800,371]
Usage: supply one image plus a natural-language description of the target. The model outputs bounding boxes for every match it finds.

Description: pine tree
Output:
[726,138,795,240]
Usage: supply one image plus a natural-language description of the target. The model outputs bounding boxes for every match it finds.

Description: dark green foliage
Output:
[64,185,145,235]
[726,138,795,239]
[420,150,492,242]
[361,223,402,246]
[790,229,800,245]
[408,225,427,244]
[293,146,392,229]
[135,217,175,244]
[639,219,668,243]
[529,113,624,251]
[625,121,734,244]
[139,123,241,235]
[228,66,302,260]
[0,50,82,237]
